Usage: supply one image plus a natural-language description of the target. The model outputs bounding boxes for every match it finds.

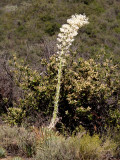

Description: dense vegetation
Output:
[0,125,120,160]
[0,0,120,159]
[0,0,120,63]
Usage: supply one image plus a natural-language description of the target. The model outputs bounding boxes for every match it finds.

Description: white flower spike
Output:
[57,14,89,55]
[49,14,89,130]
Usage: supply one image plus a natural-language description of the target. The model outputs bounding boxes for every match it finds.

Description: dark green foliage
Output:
[114,27,120,33]
[45,22,60,36]
[40,14,53,22]
[0,96,8,115]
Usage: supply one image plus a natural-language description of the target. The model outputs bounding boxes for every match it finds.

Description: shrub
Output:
[3,107,26,125]
[0,125,36,157]
[35,127,117,160]
[114,27,120,33]
[7,52,120,134]
[110,128,120,158]
[0,147,6,158]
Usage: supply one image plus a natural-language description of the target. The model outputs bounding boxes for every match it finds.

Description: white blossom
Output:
[57,14,89,55]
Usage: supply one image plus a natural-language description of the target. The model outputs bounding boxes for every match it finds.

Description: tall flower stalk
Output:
[49,14,89,129]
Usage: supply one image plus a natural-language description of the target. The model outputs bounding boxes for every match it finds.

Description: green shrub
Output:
[114,27,120,33]
[0,147,6,158]
[3,107,26,125]
[7,53,120,134]
[75,133,116,159]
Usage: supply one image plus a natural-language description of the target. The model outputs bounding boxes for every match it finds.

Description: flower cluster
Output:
[57,14,89,55]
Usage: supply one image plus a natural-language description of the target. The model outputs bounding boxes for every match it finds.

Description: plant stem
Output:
[48,54,63,129]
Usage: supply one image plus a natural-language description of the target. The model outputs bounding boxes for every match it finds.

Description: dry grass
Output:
[0,125,118,160]
[0,125,36,157]
[35,127,117,160]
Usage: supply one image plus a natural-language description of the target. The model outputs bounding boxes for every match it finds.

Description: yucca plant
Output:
[48,14,89,129]
[0,147,6,158]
